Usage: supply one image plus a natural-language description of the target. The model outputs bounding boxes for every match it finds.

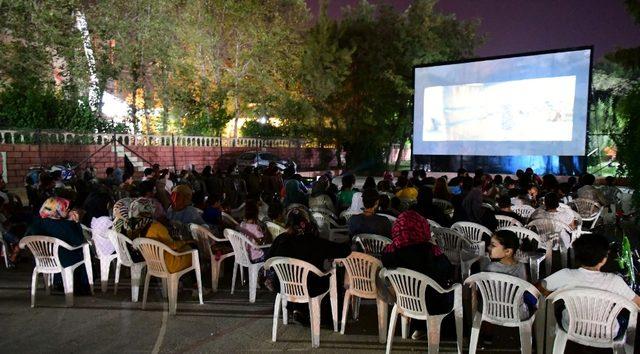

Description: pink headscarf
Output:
[39,197,70,219]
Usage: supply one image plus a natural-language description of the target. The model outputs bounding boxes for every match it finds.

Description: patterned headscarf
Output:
[39,197,70,219]
[285,207,318,237]
[125,198,156,239]
[384,210,442,255]
[112,198,133,233]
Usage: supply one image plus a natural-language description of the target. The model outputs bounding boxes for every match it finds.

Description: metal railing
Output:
[0,130,334,148]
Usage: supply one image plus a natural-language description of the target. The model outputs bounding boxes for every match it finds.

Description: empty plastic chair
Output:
[383,267,463,354]
[451,221,492,243]
[353,234,392,258]
[106,230,146,302]
[224,228,267,303]
[265,257,339,348]
[190,224,234,292]
[546,287,638,354]
[496,215,524,229]
[465,272,544,354]
[526,218,571,270]
[335,252,387,343]
[432,227,484,280]
[19,235,94,307]
[133,238,203,315]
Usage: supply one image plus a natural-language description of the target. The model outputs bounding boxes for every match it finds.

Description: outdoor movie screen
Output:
[412,48,592,156]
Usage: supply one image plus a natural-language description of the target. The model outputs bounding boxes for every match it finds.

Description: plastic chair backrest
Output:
[512,205,536,220]
[465,272,540,326]
[427,218,442,229]
[353,234,392,257]
[340,210,359,222]
[339,252,382,298]
[106,230,136,266]
[378,213,397,223]
[526,218,569,238]
[265,257,325,302]
[383,267,440,318]
[432,198,453,212]
[452,221,492,243]
[432,228,469,265]
[550,287,639,345]
[132,238,170,276]
[80,224,93,243]
[20,236,63,272]
[570,198,601,218]
[495,215,523,229]
[223,228,254,267]
[266,221,286,240]
[221,212,239,226]
[309,194,335,212]
[501,226,545,262]
[310,207,338,220]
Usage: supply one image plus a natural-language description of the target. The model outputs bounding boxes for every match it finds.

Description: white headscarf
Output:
[347,192,364,214]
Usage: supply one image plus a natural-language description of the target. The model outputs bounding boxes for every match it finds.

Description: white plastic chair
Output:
[82,225,118,293]
[427,218,442,229]
[496,215,523,229]
[451,221,492,243]
[310,206,339,221]
[513,205,536,221]
[570,198,603,230]
[221,211,239,226]
[377,213,397,223]
[334,252,387,343]
[501,226,548,282]
[106,230,146,302]
[224,228,267,303]
[266,221,286,240]
[526,218,571,270]
[383,267,463,354]
[0,236,9,268]
[190,223,234,292]
[353,234,392,258]
[133,238,203,315]
[230,202,245,220]
[309,194,336,213]
[465,272,544,354]
[265,257,339,348]
[313,212,349,243]
[340,210,360,223]
[19,236,94,307]
[432,227,484,280]
[432,198,454,217]
[545,287,638,354]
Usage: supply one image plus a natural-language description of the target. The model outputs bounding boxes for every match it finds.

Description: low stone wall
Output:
[0,143,337,188]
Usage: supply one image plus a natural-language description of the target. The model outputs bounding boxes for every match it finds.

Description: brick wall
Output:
[0,143,337,188]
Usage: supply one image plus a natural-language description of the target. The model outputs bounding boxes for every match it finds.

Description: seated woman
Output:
[381,209,454,339]
[461,185,498,232]
[239,200,272,263]
[130,198,193,273]
[413,186,451,227]
[266,208,351,323]
[25,197,90,294]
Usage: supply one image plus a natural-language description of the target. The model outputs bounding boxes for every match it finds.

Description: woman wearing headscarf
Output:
[308,176,336,213]
[461,187,498,232]
[26,197,90,293]
[380,209,454,338]
[266,208,351,325]
[283,175,308,207]
[130,198,193,273]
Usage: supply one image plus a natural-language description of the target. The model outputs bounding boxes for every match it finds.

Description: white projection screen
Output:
[413,48,592,156]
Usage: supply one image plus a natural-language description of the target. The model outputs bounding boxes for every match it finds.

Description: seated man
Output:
[577,173,607,206]
[495,195,525,224]
[348,189,392,237]
[537,233,640,334]
[530,192,575,247]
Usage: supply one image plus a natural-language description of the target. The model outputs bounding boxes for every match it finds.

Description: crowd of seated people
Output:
[3,161,637,349]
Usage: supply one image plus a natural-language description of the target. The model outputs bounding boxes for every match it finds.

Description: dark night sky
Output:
[305,0,640,61]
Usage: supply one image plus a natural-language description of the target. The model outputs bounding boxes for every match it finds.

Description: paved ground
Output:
[1,257,540,354]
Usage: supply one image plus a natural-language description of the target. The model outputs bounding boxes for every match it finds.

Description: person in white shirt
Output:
[530,192,575,248]
[537,233,640,334]
[577,173,607,206]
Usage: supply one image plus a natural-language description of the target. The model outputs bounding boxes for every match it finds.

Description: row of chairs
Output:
[267,252,638,353]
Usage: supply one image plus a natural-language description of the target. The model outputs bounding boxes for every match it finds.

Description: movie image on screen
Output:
[413,48,591,156]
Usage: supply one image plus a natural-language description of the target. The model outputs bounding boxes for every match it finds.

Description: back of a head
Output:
[497,195,512,209]
[362,189,380,209]
[457,168,467,177]
[573,233,609,267]
[244,199,259,220]
[416,185,434,206]
[106,167,114,176]
[143,168,154,177]
[138,180,155,196]
[378,194,390,210]
[582,173,596,186]
[544,192,559,210]
[362,176,376,190]
[341,174,354,189]
[493,174,503,185]
[494,229,519,254]
[418,170,427,179]
[396,175,408,188]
